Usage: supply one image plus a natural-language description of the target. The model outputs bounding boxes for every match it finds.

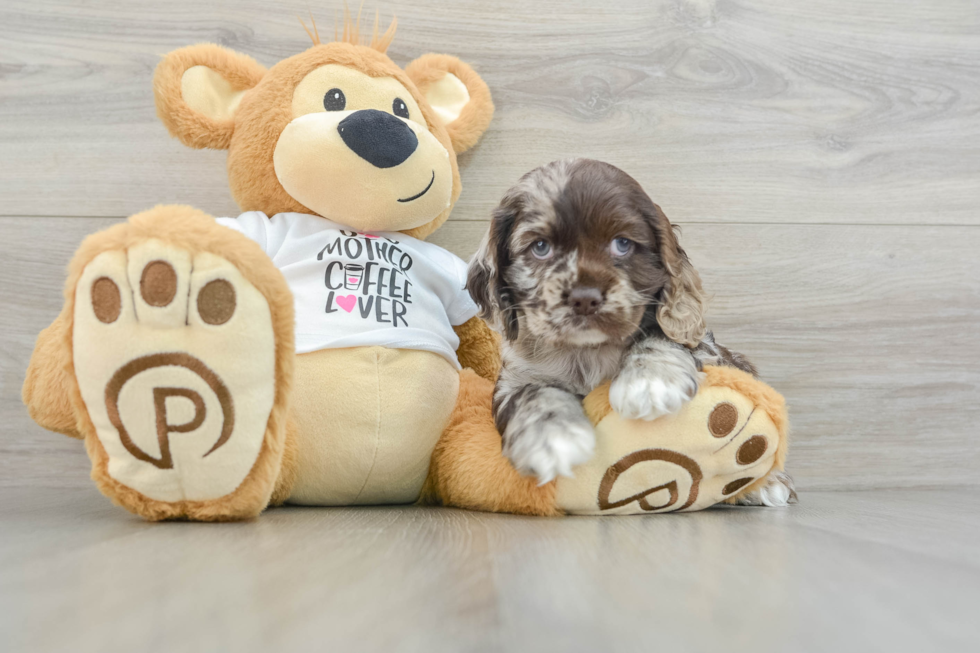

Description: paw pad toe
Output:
[91,277,121,324]
[736,435,768,465]
[197,279,237,325]
[140,260,178,307]
[708,401,738,437]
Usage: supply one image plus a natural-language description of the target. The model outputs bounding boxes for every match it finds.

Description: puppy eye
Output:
[610,237,634,257]
[530,240,553,260]
[323,88,347,111]
[392,98,410,119]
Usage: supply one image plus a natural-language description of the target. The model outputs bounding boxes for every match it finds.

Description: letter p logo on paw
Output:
[73,246,278,503]
[105,353,234,470]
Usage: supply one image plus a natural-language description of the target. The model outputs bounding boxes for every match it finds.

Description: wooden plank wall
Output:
[1,0,978,490]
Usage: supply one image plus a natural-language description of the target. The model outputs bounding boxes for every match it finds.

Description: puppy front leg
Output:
[610,337,701,421]
[494,384,595,485]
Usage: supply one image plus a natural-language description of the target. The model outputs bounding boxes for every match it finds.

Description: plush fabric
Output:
[73,245,278,503]
[269,417,301,507]
[405,54,495,155]
[558,366,788,514]
[22,305,81,439]
[181,66,248,123]
[582,365,789,503]
[452,316,502,382]
[154,44,266,150]
[153,41,477,242]
[272,110,455,232]
[287,346,459,505]
[24,206,296,521]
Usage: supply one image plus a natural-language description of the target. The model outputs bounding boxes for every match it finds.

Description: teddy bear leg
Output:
[36,205,295,521]
[422,369,561,516]
[555,365,790,515]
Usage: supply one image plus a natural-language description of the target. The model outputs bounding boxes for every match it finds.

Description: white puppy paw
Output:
[609,365,700,421]
[732,471,799,507]
[504,417,595,485]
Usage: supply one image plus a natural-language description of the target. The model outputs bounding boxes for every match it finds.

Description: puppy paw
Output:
[731,471,798,507]
[609,364,700,421]
[504,416,595,485]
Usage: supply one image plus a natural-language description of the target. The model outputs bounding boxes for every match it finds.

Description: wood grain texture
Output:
[4,217,978,490]
[2,487,979,653]
[1,0,979,224]
[1,1,978,492]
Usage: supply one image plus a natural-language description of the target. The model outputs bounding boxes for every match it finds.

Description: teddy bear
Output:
[22,17,790,520]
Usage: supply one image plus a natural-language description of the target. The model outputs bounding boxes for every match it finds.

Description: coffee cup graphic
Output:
[344,264,364,291]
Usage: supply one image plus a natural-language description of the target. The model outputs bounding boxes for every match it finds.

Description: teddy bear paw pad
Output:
[557,381,783,515]
[72,240,277,503]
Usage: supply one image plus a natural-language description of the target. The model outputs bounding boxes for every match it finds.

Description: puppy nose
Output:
[338,109,418,169]
[568,287,604,316]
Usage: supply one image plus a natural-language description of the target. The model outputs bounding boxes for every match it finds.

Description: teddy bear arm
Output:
[453,316,501,382]
[23,306,83,439]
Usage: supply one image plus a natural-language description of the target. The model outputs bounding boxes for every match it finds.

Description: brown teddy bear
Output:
[22,17,790,520]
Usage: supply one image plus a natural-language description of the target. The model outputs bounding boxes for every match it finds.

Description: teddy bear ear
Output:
[405,54,494,154]
[154,44,266,150]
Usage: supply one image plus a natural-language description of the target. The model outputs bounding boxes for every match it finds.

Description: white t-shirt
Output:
[216,212,478,368]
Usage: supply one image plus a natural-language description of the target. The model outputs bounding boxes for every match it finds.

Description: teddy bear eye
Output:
[323,88,346,111]
[392,98,410,119]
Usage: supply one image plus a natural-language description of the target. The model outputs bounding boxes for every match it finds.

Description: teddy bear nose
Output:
[337,109,419,169]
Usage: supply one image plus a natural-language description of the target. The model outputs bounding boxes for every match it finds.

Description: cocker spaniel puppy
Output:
[468,159,794,505]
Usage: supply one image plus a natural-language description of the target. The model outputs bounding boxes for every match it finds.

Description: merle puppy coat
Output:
[467,159,759,485]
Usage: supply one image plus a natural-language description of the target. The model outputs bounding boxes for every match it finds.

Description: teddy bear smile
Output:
[397,170,435,203]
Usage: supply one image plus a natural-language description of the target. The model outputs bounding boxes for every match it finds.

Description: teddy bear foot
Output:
[63,206,293,521]
[555,366,790,515]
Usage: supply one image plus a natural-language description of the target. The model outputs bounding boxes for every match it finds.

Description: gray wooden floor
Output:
[1,487,978,653]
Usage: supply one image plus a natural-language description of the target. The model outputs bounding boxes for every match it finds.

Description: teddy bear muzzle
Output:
[273,109,453,233]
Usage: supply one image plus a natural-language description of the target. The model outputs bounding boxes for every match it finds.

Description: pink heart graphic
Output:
[362,233,379,239]
[336,295,357,313]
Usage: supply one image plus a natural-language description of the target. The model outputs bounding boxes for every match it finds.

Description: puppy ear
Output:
[648,202,707,347]
[154,44,266,150]
[467,196,520,340]
[404,54,494,154]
